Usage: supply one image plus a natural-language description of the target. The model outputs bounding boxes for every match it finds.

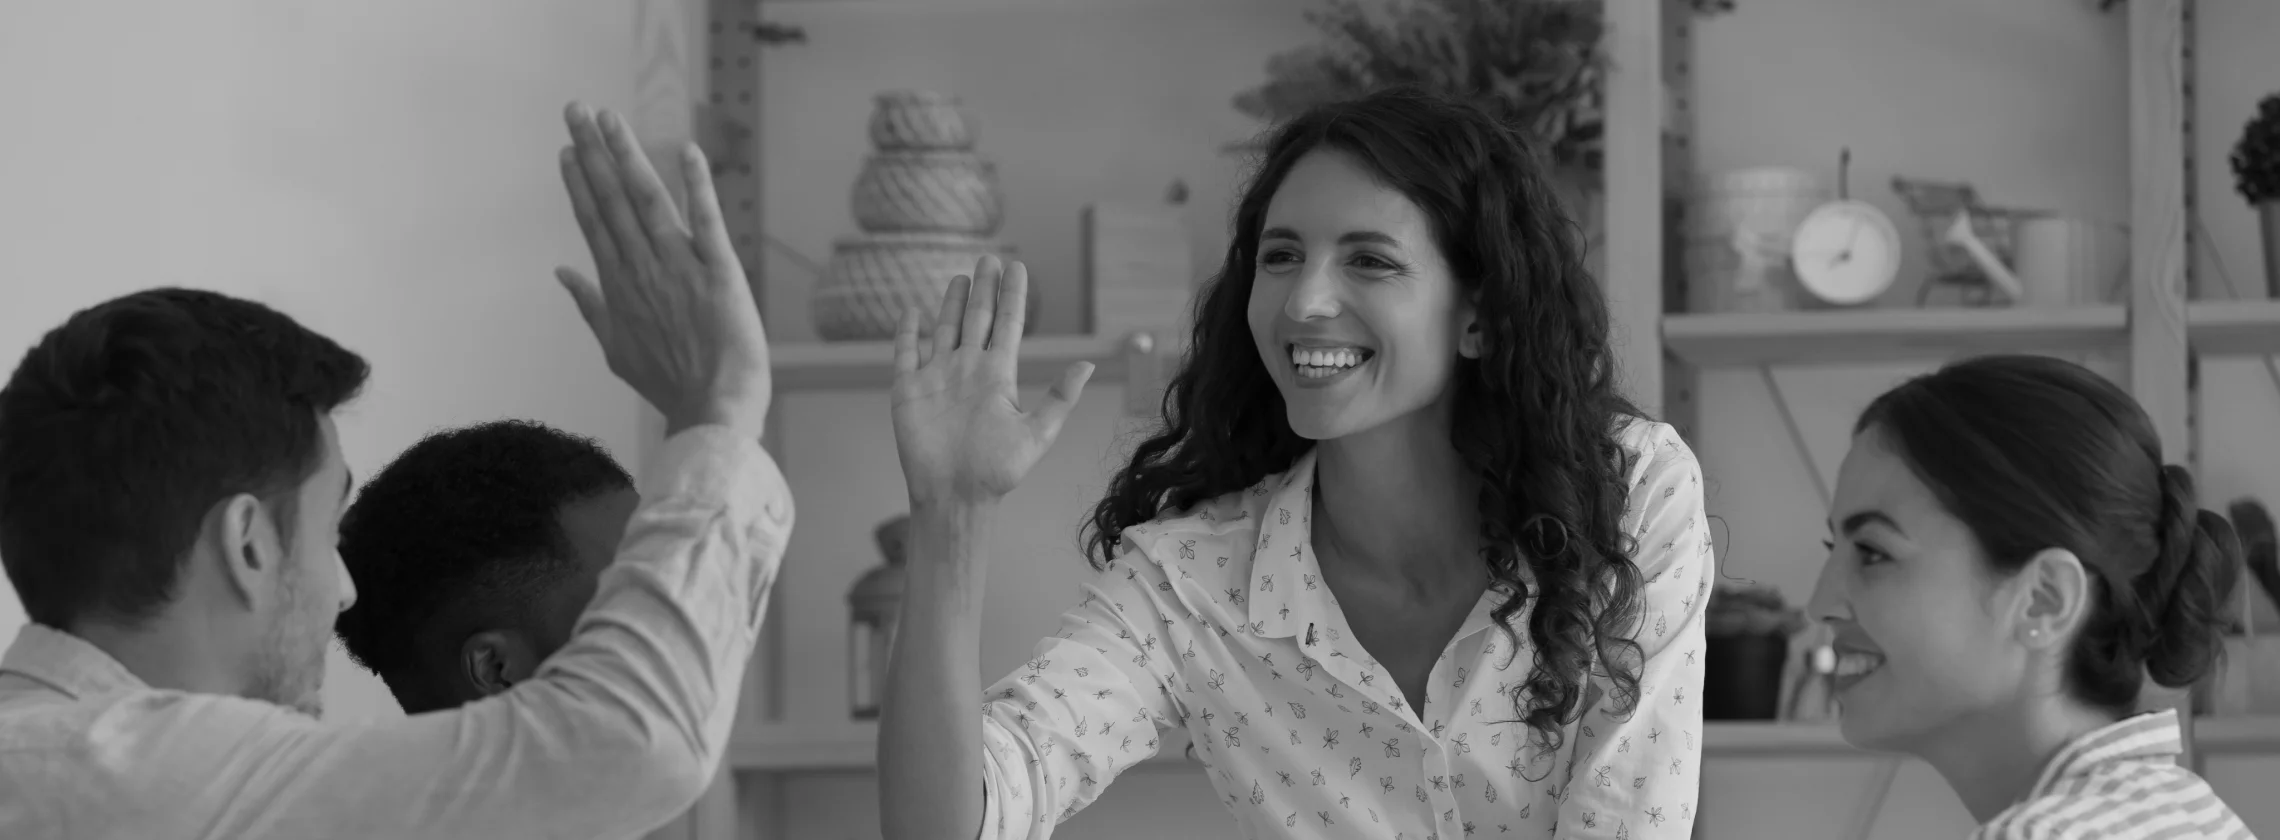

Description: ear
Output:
[208,492,285,611]
[2015,547,2093,649]
[460,630,542,698]
[1456,301,1484,360]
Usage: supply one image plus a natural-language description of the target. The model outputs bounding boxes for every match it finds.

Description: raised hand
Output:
[891,257,1092,511]
[553,103,772,440]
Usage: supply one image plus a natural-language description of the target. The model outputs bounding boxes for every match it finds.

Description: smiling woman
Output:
[1810,354,2252,839]
[878,86,1711,840]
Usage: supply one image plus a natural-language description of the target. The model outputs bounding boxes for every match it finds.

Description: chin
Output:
[1282,404,1371,442]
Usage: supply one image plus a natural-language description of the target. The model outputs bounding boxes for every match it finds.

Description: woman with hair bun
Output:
[1811,353,2252,838]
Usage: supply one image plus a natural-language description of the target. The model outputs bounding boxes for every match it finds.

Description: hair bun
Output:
[2138,464,2242,689]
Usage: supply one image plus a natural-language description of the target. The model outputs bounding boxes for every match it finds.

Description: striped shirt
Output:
[1973,708,2253,840]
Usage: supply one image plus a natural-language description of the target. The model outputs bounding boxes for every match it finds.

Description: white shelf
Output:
[771,333,1149,392]
[1662,306,2130,368]
[2188,301,2280,357]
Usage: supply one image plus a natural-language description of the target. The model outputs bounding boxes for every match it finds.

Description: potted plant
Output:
[1229,0,1736,173]
[2233,93,2280,298]
[1702,581,1808,721]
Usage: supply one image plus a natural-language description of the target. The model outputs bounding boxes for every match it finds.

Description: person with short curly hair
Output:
[335,420,638,714]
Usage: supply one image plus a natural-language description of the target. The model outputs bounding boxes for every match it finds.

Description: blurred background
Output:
[3,1,2279,838]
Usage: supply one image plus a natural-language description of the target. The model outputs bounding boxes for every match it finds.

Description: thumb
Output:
[555,267,612,347]
[1025,361,1095,444]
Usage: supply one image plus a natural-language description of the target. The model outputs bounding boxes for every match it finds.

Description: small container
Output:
[848,515,910,720]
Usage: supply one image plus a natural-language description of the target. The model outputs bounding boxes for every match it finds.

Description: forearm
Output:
[880,503,994,840]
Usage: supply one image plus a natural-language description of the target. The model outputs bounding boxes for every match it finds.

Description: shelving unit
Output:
[640,0,2280,837]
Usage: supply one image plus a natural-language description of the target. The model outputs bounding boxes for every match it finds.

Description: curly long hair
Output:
[1084,87,1647,753]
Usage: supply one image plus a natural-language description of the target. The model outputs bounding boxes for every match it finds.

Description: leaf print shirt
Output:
[974,419,1712,840]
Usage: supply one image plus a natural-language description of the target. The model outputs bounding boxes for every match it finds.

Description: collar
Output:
[2025,707,2184,798]
[1243,450,1516,647]
[1245,449,1319,639]
[0,622,150,700]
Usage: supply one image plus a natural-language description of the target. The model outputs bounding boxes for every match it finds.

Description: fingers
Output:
[554,267,612,347]
[597,108,689,244]
[987,260,1029,358]
[892,306,924,376]
[960,256,999,352]
[557,146,623,289]
[564,104,659,267]
[932,275,969,360]
[1026,361,1097,445]
[678,142,738,270]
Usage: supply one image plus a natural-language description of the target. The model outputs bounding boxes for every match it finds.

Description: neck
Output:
[1311,407,1480,588]
[68,609,248,698]
[1914,694,2116,823]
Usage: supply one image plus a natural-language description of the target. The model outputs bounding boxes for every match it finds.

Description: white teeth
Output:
[1289,346,1370,370]
[1833,652,1884,678]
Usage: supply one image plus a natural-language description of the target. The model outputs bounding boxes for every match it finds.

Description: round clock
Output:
[1789,200,1903,306]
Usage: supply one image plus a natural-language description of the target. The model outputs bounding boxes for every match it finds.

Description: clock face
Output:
[1789,200,1903,306]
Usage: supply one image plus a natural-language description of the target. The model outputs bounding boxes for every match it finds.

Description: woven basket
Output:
[850,151,1004,236]
[811,233,1034,342]
[868,90,974,152]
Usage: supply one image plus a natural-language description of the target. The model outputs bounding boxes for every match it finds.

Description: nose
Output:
[1281,256,1342,322]
[1805,547,1846,624]
[334,550,358,612]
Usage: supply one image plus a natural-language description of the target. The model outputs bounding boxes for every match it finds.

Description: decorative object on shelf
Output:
[848,514,911,721]
[1790,149,1903,309]
[1084,198,1194,339]
[1891,176,2036,309]
[1230,0,1735,174]
[1703,582,1808,721]
[810,91,1032,341]
[2011,216,2129,308]
[2230,92,2280,298]
[2210,499,2280,715]
[1683,167,1825,313]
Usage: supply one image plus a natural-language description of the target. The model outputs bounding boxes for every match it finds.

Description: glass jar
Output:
[848,515,910,720]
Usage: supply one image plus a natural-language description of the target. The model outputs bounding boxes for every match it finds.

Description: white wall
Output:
[0,0,652,723]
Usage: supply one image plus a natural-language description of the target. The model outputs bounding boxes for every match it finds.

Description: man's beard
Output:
[248,563,329,718]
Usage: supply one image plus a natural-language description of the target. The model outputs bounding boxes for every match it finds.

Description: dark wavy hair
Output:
[1084,87,1647,753]
[1856,354,2240,719]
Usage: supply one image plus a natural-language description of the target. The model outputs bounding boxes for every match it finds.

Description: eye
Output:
[1258,248,1301,268]
[1853,542,1892,566]
[1347,252,1402,272]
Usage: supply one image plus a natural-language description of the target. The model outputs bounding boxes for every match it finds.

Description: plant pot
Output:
[868,90,974,152]
[1703,633,1790,721]
[810,233,1035,342]
[2261,201,2280,299]
[850,151,1004,236]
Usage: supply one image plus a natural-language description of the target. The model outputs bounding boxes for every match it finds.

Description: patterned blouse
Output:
[975,420,1712,840]
[1973,708,2252,839]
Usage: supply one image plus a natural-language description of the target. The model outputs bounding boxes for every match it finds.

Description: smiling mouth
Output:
[1287,344,1375,379]
[1831,649,1885,690]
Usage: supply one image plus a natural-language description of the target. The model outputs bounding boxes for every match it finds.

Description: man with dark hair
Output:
[335,420,639,714]
[0,105,791,839]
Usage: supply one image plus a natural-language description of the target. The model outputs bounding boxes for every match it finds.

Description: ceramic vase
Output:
[850,151,1003,236]
[868,90,974,152]
[2262,201,2280,299]
[813,90,1029,342]
[811,234,1035,341]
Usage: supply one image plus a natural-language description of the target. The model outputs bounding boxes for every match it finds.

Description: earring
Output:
[2027,629,2042,639]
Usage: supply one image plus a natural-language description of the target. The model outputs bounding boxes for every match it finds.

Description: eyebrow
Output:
[1259,226,1404,248]
[1830,510,1900,536]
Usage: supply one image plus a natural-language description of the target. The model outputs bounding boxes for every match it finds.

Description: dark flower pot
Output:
[1704,634,1790,721]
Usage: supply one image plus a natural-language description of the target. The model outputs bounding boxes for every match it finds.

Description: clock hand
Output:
[1835,222,1862,265]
